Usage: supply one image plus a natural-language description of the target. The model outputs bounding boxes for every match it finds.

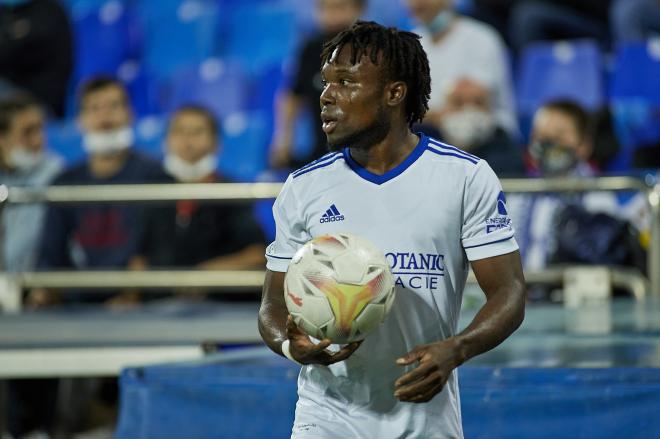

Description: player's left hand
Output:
[394,338,462,403]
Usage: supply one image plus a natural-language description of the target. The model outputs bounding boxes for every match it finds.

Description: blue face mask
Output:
[425,9,455,36]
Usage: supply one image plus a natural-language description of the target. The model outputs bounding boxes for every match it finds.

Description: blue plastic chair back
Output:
[517,39,604,116]
[71,0,137,81]
[164,59,248,121]
[607,40,660,170]
[223,4,299,75]
[138,0,220,79]
[219,111,270,182]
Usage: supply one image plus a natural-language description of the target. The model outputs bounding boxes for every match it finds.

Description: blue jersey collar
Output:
[342,133,428,185]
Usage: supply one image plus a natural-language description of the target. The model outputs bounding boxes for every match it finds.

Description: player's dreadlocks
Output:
[321,20,431,128]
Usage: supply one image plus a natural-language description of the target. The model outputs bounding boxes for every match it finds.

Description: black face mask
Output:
[530,139,579,176]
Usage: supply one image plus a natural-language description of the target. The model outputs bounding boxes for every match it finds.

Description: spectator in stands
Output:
[1,93,62,439]
[508,0,611,52]
[507,100,649,281]
[0,93,62,273]
[29,77,168,308]
[438,77,525,176]
[0,0,73,117]
[131,105,265,278]
[406,0,518,138]
[526,100,596,178]
[611,0,660,42]
[270,0,366,169]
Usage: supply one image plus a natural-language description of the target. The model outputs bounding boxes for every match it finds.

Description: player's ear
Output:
[386,81,407,107]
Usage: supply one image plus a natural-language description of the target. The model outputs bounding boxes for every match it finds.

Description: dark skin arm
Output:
[258,269,361,365]
[394,250,525,403]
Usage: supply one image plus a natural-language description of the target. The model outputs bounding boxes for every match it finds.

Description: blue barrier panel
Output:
[118,353,660,439]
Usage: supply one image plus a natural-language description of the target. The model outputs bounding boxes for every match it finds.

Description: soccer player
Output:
[259,21,525,438]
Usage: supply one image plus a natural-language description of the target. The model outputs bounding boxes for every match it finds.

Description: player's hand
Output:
[394,338,462,403]
[286,315,362,366]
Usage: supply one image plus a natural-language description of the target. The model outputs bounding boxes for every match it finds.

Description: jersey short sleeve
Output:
[266,175,309,272]
[461,161,518,261]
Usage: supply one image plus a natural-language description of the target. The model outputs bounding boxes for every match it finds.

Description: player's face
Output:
[79,85,132,133]
[0,107,45,156]
[320,46,390,151]
[167,111,217,164]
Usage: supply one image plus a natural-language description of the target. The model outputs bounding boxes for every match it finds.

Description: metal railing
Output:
[0,176,657,312]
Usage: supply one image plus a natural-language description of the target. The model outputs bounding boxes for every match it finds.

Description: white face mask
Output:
[82,126,134,155]
[7,147,43,171]
[440,108,496,150]
[164,153,218,182]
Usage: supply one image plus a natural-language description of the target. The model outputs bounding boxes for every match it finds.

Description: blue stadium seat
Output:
[134,115,167,160]
[607,39,660,171]
[516,39,605,117]
[137,0,220,79]
[70,0,137,81]
[45,120,85,166]
[163,58,248,121]
[222,3,299,75]
[219,111,271,181]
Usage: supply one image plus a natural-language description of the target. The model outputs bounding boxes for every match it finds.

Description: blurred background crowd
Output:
[0,0,659,437]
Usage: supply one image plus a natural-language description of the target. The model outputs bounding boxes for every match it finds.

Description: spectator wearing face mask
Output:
[0,93,62,274]
[506,100,650,278]
[29,76,168,309]
[439,77,525,177]
[130,105,266,277]
[406,0,518,138]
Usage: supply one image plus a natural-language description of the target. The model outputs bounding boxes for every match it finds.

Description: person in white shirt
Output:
[405,0,518,137]
[258,21,525,438]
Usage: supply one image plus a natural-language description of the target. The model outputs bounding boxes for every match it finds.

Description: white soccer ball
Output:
[284,232,396,344]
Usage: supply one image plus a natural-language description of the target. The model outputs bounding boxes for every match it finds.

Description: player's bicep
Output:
[471,251,525,300]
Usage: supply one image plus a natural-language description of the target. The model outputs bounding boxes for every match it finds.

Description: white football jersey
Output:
[266,134,518,439]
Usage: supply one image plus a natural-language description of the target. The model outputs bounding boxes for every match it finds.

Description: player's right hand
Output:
[285,315,362,366]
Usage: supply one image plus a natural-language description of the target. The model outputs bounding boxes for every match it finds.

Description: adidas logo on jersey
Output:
[319,204,345,223]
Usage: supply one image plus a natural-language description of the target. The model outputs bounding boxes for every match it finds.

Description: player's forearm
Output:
[452,281,525,365]
[258,270,289,355]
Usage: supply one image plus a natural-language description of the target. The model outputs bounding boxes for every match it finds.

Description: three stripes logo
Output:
[320,204,345,223]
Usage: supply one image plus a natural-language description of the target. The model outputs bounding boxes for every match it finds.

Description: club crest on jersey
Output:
[320,204,345,223]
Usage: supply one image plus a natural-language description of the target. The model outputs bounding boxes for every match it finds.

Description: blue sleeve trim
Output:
[292,155,345,178]
[291,152,341,177]
[426,147,479,165]
[266,254,293,260]
[463,235,513,249]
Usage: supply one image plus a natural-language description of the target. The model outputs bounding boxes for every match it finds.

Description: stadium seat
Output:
[222,3,299,75]
[134,115,167,160]
[117,60,161,117]
[516,39,605,117]
[219,111,271,182]
[45,120,85,166]
[163,58,248,120]
[70,0,137,81]
[138,0,220,79]
[607,39,660,171]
